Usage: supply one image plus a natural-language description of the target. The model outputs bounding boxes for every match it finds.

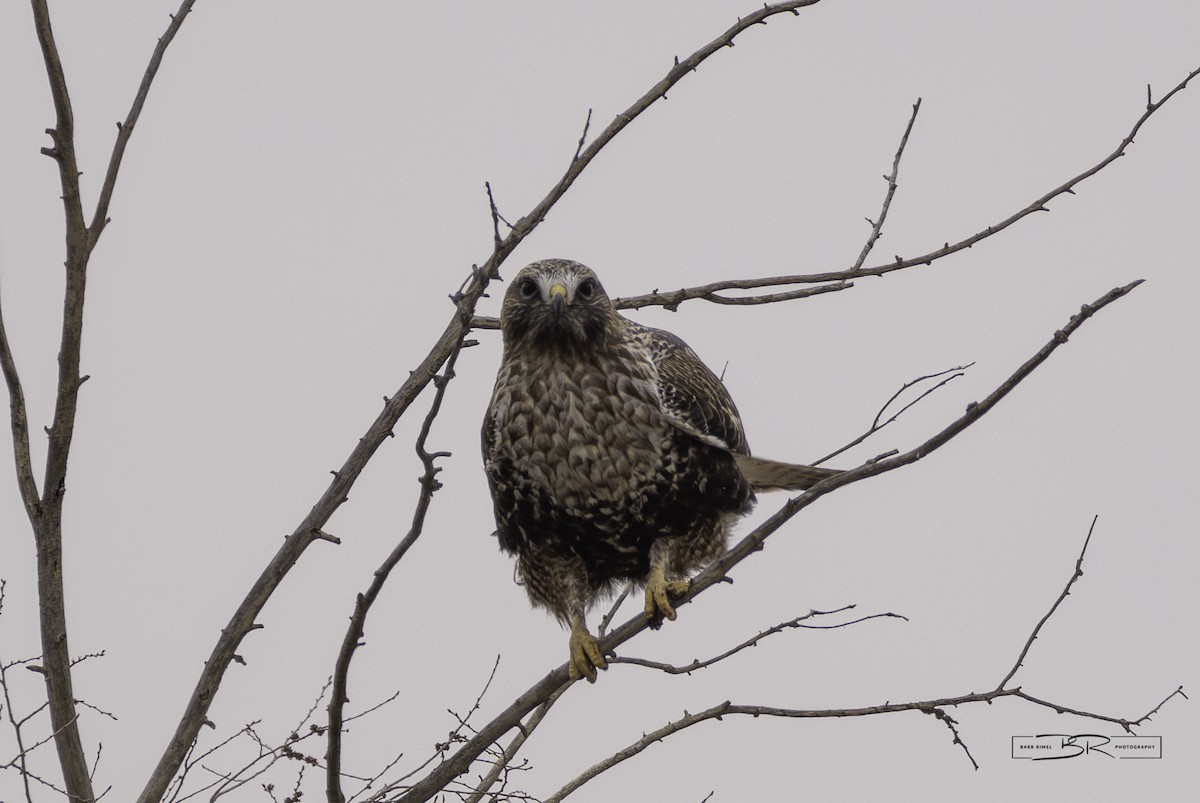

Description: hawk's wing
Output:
[633,323,751,456]
[634,320,842,491]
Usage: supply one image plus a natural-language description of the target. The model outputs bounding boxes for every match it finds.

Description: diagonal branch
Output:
[137,5,829,801]
[88,0,198,246]
[461,685,567,803]
[995,514,1097,690]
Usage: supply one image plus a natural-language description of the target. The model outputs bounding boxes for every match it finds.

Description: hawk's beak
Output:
[549,283,568,321]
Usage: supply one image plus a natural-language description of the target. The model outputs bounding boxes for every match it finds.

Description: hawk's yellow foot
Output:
[644,565,690,629]
[567,617,607,683]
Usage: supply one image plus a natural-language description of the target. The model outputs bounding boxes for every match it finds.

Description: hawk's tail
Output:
[734,454,842,492]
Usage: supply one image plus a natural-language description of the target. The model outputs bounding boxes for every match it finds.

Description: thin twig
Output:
[571,108,593,163]
[462,686,567,803]
[365,658,505,800]
[0,581,38,803]
[163,723,252,803]
[0,277,39,524]
[610,606,906,674]
[995,515,1097,690]
[88,1,198,246]
[326,339,469,803]
[923,707,978,770]
[852,98,921,271]
[485,181,511,242]
[596,586,632,638]
[814,364,972,466]
[169,685,400,803]
[697,281,851,307]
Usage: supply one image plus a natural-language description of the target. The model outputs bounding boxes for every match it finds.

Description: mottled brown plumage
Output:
[482,259,837,681]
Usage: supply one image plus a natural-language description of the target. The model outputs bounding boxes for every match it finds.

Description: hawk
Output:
[482,259,838,682]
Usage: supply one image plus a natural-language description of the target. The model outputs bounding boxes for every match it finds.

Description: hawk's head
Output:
[500,259,617,351]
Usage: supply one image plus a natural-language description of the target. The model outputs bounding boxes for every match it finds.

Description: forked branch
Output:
[18,2,202,800]
[466,65,1198,329]
[814,363,972,467]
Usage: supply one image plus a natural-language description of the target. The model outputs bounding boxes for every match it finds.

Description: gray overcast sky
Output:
[1,1,1197,800]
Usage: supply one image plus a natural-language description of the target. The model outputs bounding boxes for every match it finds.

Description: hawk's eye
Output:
[577,279,595,299]
[518,278,539,299]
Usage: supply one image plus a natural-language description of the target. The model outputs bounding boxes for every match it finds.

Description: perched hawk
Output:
[482,259,838,682]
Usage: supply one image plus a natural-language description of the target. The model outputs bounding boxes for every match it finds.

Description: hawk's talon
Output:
[568,620,607,683]
[645,568,690,629]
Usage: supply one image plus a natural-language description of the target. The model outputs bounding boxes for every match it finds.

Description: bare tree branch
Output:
[326,337,467,802]
[1,581,38,803]
[165,685,400,803]
[469,65,1198,330]
[596,586,632,638]
[610,606,907,674]
[364,659,506,801]
[995,514,1097,690]
[664,281,1146,634]
[462,686,567,803]
[852,98,921,271]
[674,280,852,308]
[164,723,252,803]
[545,519,1182,800]
[546,693,1047,802]
[922,707,977,771]
[87,1,198,245]
[0,279,38,524]
[813,363,972,467]
[30,0,102,791]
[19,1,203,799]
[31,0,85,238]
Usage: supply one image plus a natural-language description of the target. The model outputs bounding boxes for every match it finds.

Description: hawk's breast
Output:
[491,345,670,523]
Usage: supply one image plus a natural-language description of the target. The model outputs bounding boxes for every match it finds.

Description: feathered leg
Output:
[517,546,607,682]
